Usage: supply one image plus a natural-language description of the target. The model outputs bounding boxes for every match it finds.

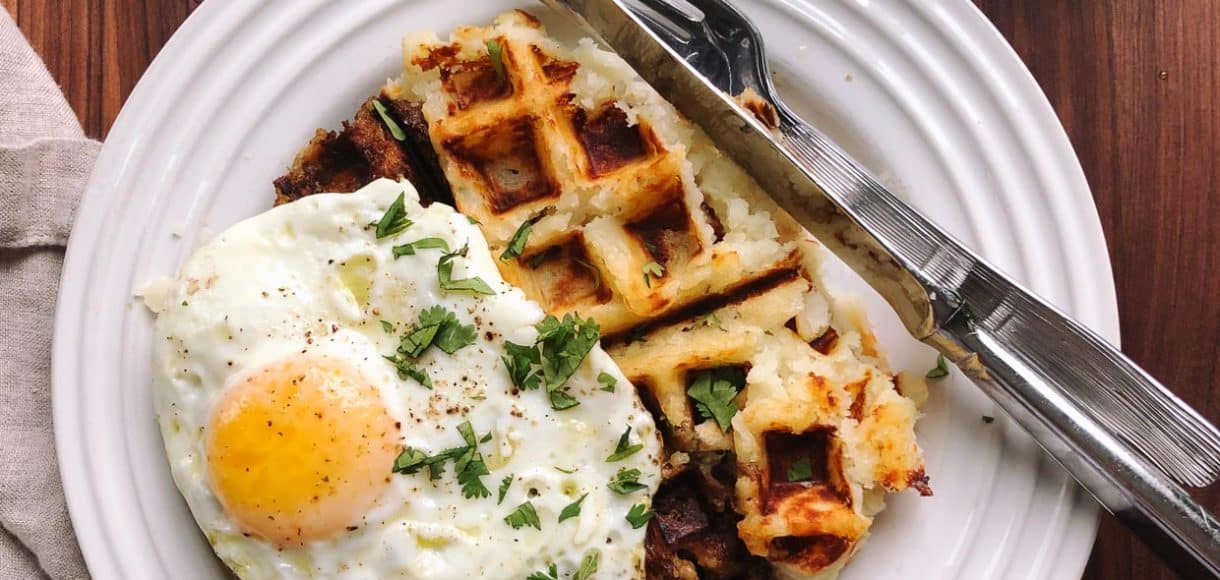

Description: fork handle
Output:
[775,118,1220,578]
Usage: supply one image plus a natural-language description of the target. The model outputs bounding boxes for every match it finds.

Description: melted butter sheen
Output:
[205,354,399,546]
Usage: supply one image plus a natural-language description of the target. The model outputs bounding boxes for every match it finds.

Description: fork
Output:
[543,0,1220,576]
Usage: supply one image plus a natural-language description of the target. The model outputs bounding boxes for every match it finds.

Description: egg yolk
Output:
[205,354,399,546]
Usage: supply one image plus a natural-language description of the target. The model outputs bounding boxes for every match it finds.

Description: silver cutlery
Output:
[541,0,1220,576]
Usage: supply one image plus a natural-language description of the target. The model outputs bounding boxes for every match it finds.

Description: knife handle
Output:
[776,116,1220,577]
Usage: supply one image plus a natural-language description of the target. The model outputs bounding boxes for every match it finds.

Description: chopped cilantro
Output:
[383,354,431,388]
[391,447,430,474]
[626,503,654,529]
[504,501,541,530]
[180,300,189,307]
[466,215,481,225]
[526,564,560,580]
[642,260,664,288]
[486,39,507,87]
[787,457,813,482]
[554,466,577,474]
[926,354,950,379]
[558,493,587,523]
[573,552,598,580]
[438,246,496,295]
[393,237,450,257]
[597,371,617,393]
[573,257,601,290]
[606,426,643,462]
[686,367,745,432]
[503,313,600,410]
[371,99,406,141]
[607,468,647,494]
[375,192,412,239]
[434,317,478,355]
[379,320,394,333]
[500,207,553,261]
[452,421,491,498]
[702,312,726,331]
[391,421,489,498]
[502,341,543,391]
[548,389,581,411]
[497,475,513,504]
[528,251,548,269]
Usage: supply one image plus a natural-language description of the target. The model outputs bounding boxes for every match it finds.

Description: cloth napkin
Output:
[0,7,99,579]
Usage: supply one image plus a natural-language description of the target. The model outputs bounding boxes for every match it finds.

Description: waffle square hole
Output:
[521,236,612,310]
[573,104,658,178]
[627,192,703,268]
[531,45,578,83]
[444,118,558,214]
[439,42,513,109]
[762,429,847,511]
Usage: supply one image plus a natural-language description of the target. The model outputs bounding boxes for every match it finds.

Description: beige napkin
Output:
[0,7,99,579]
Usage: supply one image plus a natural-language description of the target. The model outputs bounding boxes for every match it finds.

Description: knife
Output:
[541,0,1220,576]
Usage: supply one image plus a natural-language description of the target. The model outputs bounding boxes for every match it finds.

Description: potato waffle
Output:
[279,10,931,579]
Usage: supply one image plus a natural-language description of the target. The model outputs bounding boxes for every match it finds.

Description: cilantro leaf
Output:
[626,503,654,529]
[392,422,490,497]
[926,354,950,379]
[383,354,432,388]
[497,475,513,505]
[434,317,477,355]
[573,551,598,580]
[500,208,552,261]
[395,306,475,359]
[486,39,507,87]
[526,564,560,580]
[642,260,664,288]
[788,457,813,482]
[686,367,745,432]
[536,313,600,394]
[503,341,543,390]
[549,389,580,411]
[393,237,450,257]
[558,493,587,523]
[457,454,491,499]
[375,193,412,238]
[597,371,616,393]
[502,314,600,411]
[437,247,496,296]
[504,501,541,530]
[451,421,491,499]
[607,468,647,494]
[399,323,441,358]
[606,426,643,462]
[380,320,394,333]
[371,99,407,141]
[391,448,429,474]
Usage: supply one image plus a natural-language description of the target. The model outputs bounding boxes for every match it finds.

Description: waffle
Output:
[277,9,931,579]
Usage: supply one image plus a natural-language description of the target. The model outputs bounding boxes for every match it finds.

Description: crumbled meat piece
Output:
[273,94,453,206]
[649,468,770,579]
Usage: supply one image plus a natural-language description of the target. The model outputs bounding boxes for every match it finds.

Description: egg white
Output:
[147,179,661,579]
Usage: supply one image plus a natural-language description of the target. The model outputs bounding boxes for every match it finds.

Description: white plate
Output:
[53,1,1118,578]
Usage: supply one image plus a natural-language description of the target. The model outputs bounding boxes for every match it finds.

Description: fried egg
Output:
[145,178,661,578]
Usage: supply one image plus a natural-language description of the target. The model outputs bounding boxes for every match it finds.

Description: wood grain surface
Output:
[4,1,1216,579]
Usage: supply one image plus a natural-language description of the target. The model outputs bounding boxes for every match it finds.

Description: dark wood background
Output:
[4,1,1216,578]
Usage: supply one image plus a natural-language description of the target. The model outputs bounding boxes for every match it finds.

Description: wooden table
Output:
[5,1,1216,578]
